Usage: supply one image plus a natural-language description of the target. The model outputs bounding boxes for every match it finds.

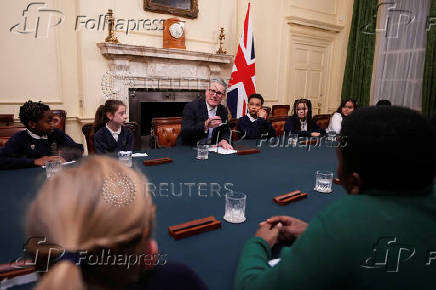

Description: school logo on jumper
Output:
[10,2,65,39]
[361,237,415,272]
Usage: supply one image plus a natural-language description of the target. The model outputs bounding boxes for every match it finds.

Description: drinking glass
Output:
[314,170,333,193]
[196,144,209,160]
[118,151,133,167]
[223,192,246,223]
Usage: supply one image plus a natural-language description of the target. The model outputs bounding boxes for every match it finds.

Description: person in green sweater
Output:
[235,106,436,290]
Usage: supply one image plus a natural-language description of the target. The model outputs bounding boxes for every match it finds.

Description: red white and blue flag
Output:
[227,2,256,118]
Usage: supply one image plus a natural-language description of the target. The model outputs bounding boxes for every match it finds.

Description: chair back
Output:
[82,123,96,154]
[0,126,26,147]
[0,114,14,126]
[272,105,290,117]
[124,121,141,150]
[269,116,288,136]
[312,114,331,129]
[151,117,182,148]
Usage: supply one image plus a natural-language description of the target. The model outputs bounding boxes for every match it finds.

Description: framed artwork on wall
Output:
[144,0,199,19]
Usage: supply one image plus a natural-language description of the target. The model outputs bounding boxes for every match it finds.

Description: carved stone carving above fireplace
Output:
[97,43,233,83]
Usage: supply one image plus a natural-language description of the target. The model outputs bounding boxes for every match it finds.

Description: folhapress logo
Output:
[361,237,415,272]
[10,2,65,39]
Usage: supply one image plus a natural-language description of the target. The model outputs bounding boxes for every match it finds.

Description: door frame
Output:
[286,24,336,114]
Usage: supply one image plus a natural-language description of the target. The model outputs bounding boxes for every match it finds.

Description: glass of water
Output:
[223,191,246,223]
[118,151,133,167]
[314,170,333,193]
[45,160,62,178]
[288,134,298,147]
[196,144,209,160]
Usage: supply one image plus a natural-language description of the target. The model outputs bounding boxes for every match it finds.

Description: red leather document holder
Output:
[144,157,173,166]
[273,190,308,205]
[168,216,222,240]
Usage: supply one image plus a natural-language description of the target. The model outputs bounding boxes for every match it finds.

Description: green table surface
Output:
[0,140,346,290]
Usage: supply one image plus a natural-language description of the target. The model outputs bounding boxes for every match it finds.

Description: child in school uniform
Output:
[0,101,83,170]
[93,100,134,154]
[26,156,208,290]
[237,94,276,139]
[284,98,325,137]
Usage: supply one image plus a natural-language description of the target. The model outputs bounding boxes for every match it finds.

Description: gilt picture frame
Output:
[144,0,199,19]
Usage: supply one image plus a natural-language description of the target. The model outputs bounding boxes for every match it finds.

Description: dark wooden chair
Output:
[269,116,288,136]
[0,114,14,126]
[0,126,26,147]
[82,123,96,154]
[229,118,239,141]
[52,110,66,132]
[82,122,141,153]
[151,117,182,148]
[124,121,141,150]
[312,114,331,129]
[272,105,290,117]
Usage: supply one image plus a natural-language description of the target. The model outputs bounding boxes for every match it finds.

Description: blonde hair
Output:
[26,156,154,290]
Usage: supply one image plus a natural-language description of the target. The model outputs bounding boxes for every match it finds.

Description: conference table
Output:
[0,140,346,290]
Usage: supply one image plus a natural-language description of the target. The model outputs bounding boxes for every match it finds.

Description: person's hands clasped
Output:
[255,222,282,248]
[259,216,308,242]
[257,109,268,120]
[34,156,65,167]
[204,116,222,130]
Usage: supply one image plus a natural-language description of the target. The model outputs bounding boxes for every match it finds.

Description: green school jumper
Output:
[235,187,436,290]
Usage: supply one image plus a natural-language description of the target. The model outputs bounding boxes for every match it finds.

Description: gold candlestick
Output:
[105,9,119,43]
[216,27,227,54]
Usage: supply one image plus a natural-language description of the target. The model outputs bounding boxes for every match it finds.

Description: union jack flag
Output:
[227,2,256,118]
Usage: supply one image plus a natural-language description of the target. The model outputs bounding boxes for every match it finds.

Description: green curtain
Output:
[341,0,379,106]
[422,0,436,117]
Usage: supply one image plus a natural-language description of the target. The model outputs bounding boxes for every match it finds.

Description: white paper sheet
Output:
[132,153,148,157]
[208,147,237,155]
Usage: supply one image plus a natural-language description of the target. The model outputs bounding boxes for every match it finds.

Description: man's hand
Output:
[204,116,222,130]
[218,140,233,150]
[255,222,281,248]
[311,132,321,137]
[34,156,65,167]
[260,216,308,241]
[257,109,268,120]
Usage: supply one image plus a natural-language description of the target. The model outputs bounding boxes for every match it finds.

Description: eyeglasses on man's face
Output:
[208,88,225,97]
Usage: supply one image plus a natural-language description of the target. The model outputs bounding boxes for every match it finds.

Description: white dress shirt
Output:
[327,112,343,134]
[205,101,218,140]
[300,120,307,131]
[27,129,47,140]
[106,123,122,142]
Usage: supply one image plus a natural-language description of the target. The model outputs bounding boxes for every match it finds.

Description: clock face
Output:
[169,23,184,39]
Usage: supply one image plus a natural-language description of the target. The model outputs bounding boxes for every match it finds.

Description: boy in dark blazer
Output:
[237,94,276,140]
[0,101,83,170]
[177,78,233,149]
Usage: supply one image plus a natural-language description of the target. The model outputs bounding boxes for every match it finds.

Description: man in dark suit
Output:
[177,78,233,149]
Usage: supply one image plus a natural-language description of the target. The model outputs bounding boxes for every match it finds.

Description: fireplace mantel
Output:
[97,43,233,65]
